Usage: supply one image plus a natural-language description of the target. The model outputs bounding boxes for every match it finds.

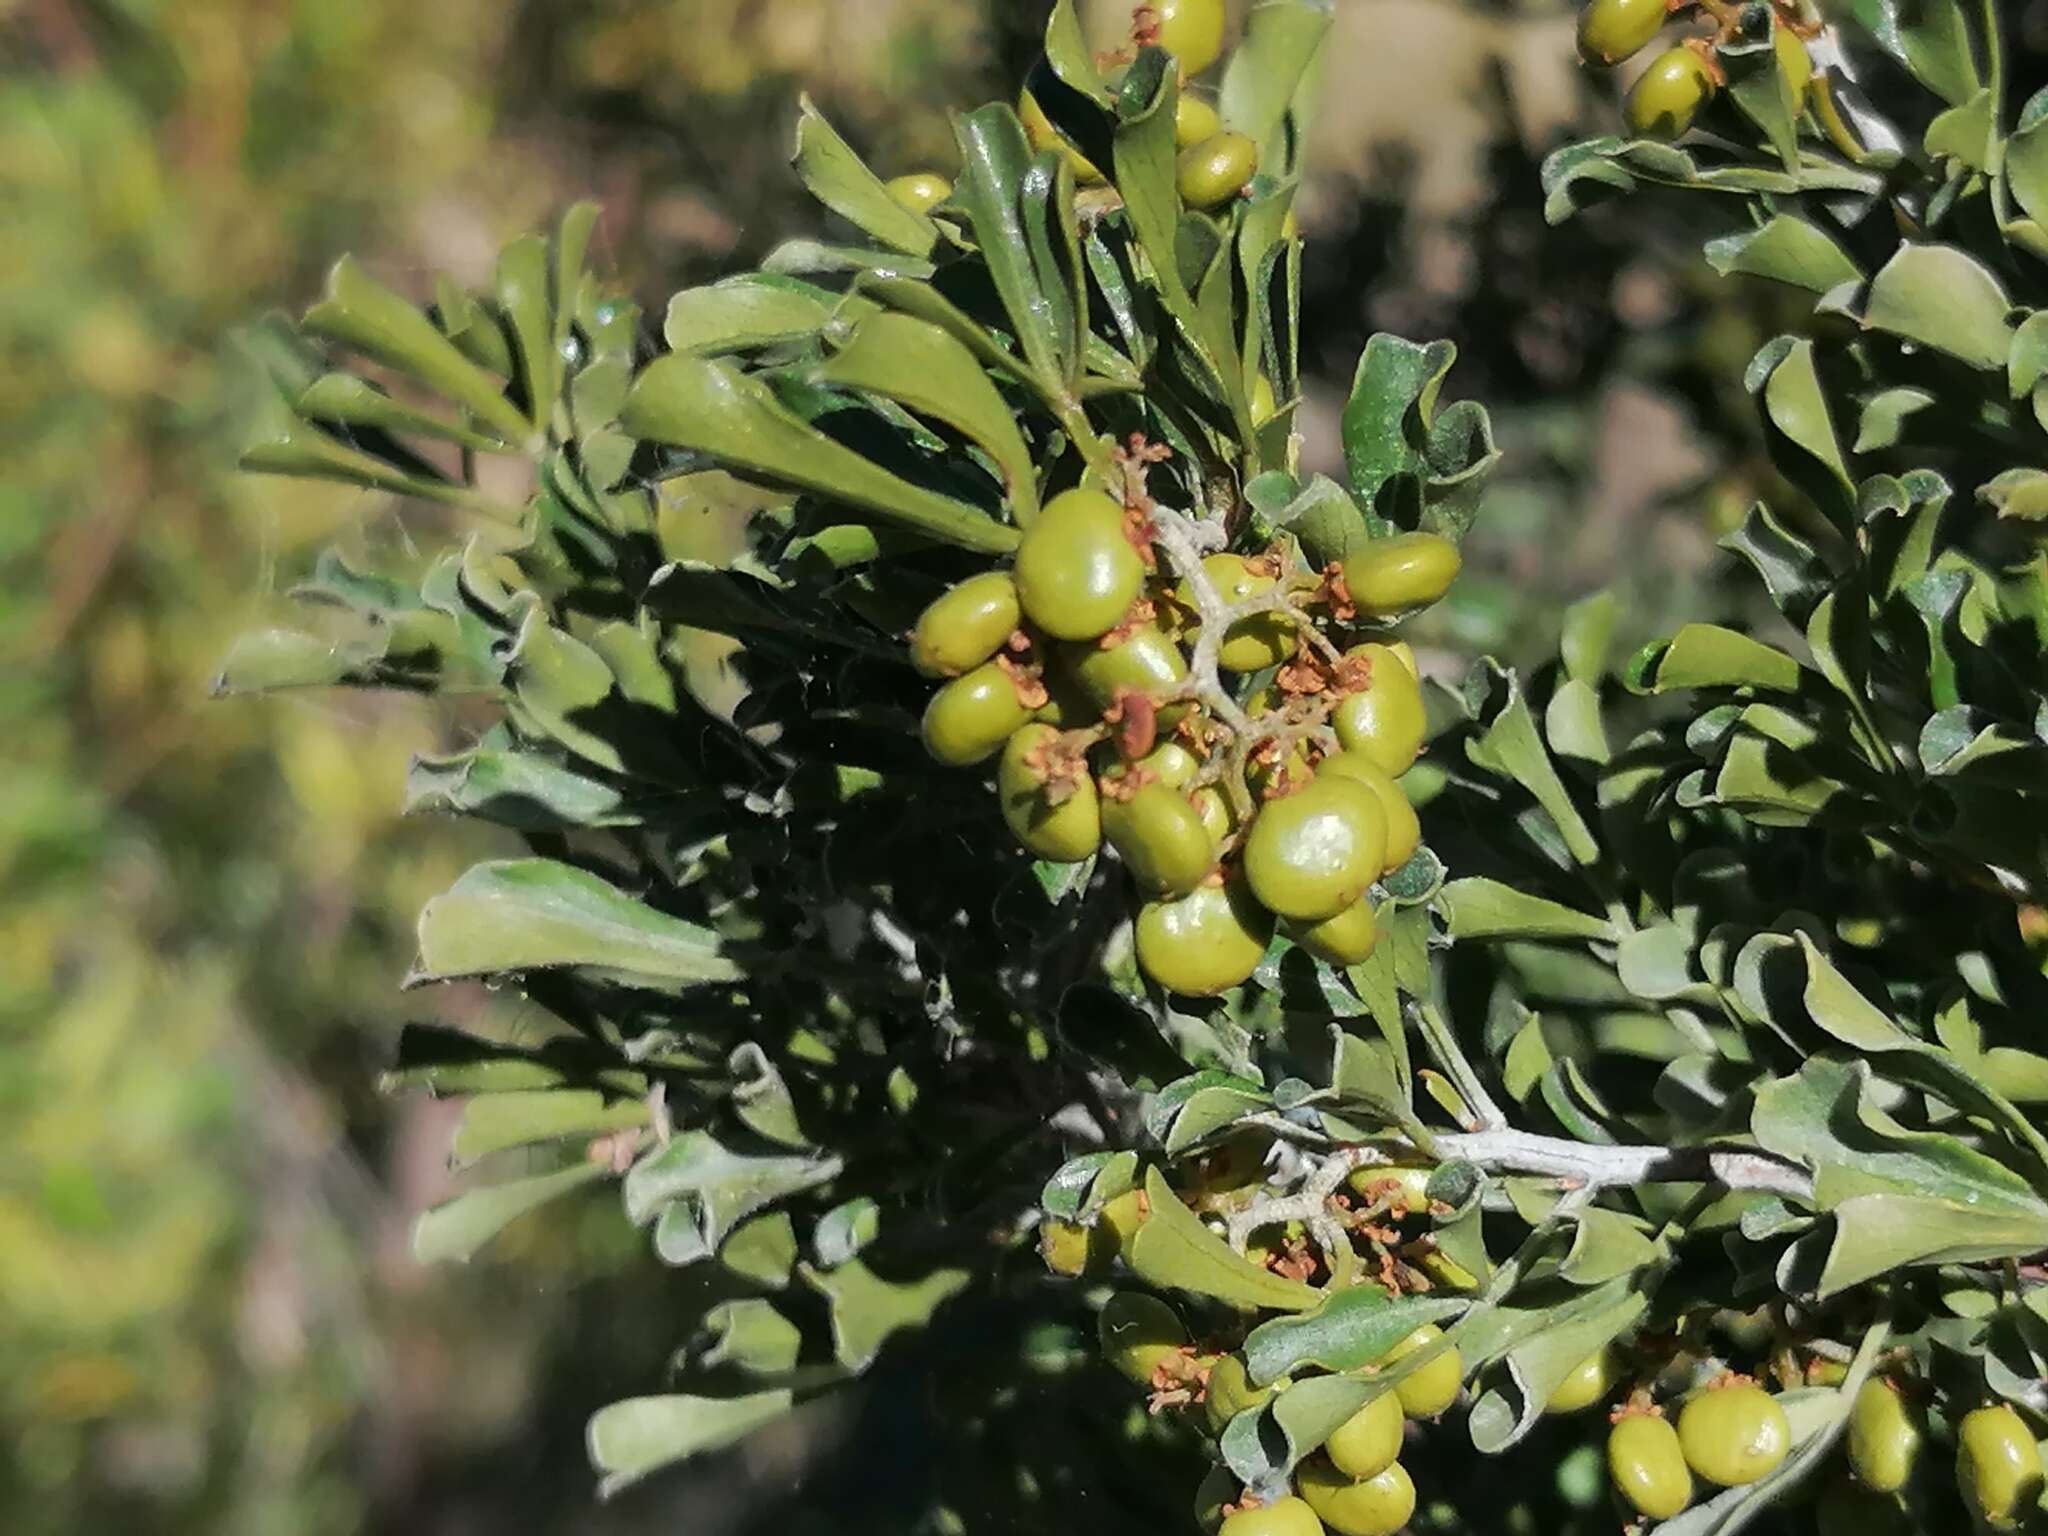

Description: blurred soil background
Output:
[15,1,2046,1531]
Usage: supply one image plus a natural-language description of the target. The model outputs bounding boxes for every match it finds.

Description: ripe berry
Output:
[911,570,1020,678]
[1381,1324,1460,1418]
[1176,93,1222,148]
[1315,753,1420,872]
[1333,645,1426,776]
[1178,130,1258,210]
[1013,487,1144,640]
[1339,532,1461,617]
[1296,1457,1415,1536]
[1102,775,1217,897]
[1098,1291,1187,1386]
[1205,1353,1274,1433]
[1545,1347,1616,1416]
[922,661,1032,765]
[1072,624,1190,716]
[1957,1402,2044,1530]
[1676,1379,1790,1486]
[884,172,952,214]
[1775,23,1813,105]
[1183,553,1295,672]
[1019,88,1105,184]
[1608,1412,1692,1520]
[1244,775,1387,922]
[1143,0,1226,76]
[1627,47,1716,140]
[1136,877,1274,995]
[1325,1390,1403,1480]
[1847,1377,1921,1495]
[1218,1496,1325,1536]
[1577,0,1667,67]
[1294,898,1379,967]
[998,724,1102,862]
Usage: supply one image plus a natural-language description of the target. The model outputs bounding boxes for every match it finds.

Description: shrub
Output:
[237,0,2048,1530]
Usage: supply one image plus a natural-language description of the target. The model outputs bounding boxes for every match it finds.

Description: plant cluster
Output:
[235,0,2048,1532]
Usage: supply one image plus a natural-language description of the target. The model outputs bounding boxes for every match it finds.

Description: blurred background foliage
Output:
[20,1,2046,1532]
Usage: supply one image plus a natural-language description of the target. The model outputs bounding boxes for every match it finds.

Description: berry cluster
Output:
[912,447,1458,996]
[1577,0,1819,141]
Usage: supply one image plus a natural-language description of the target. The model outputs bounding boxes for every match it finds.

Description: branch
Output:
[1430,1129,1814,1202]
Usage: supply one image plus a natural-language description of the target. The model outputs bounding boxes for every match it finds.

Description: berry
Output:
[1102,775,1217,897]
[1176,93,1222,148]
[1608,1412,1693,1521]
[1218,1496,1325,1536]
[1775,23,1813,105]
[1626,47,1716,140]
[1545,1347,1616,1416]
[1244,774,1387,922]
[1183,553,1295,672]
[1957,1403,2043,1530]
[1013,486,1144,640]
[1676,1379,1790,1486]
[1296,1457,1415,1536]
[1294,898,1379,967]
[1339,532,1461,616]
[1847,1377,1921,1495]
[998,724,1102,862]
[1315,754,1420,873]
[884,172,952,214]
[1142,0,1226,76]
[1136,877,1274,995]
[1072,623,1191,716]
[1019,88,1105,184]
[1178,130,1258,210]
[922,661,1032,765]
[1333,645,1426,777]
[1098,1291,1187,1385]
[1206,1353,1274,1433]
[911,570,1021,678]
[1096,1187,1149,1258]
[1381,1324,1460,1418]
[1325,1390,1403,1480]
[1577,0,1667,67]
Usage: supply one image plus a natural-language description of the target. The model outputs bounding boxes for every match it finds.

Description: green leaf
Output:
[1854,387,1936,452]
[791,95,938,257]
[1754,1058,2048,1295]
[1863,245,2016,370]
[623,1131,842,1252]
[210,626,386,694]
[1703,216,1861,293]
[296,373,508,452]
[1340,334,1455,524]
[952,103,1067,390]
[1126,1167,1322,1311]
[1465,667,1601,865]
[301,255,533,445]
[587,1391,794,1499]
[696,1298,803,1377]
[815,310,1039,520]
[450,1090,649,1167]
[620,353,1019,554]
[1643,623,1802,694]
[411,1160,608,1265]
[1217,0,1334,168]
[406,746,635,831]
[1437,879,1615,942]
[1467,1286,1644,1454]
[664,274,841,355]
[410,859,739,989]
[1850,0,1981,105]
[1560,1210,1660,1285]
[2007,110,2048,230]
[1560,590,1618,684]
[1242,1287,1465,1386]
[1266,474,1372,566]
[799,1258,971,1371]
